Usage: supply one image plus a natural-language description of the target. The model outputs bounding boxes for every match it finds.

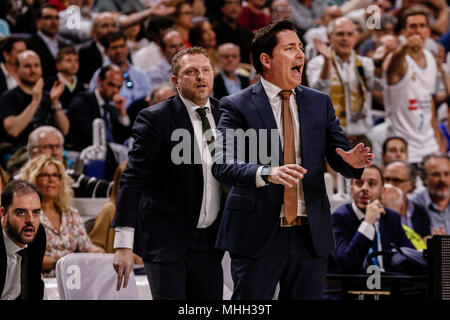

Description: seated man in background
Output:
[67,64,131,152]
[411,153,450,235]
[1,180,46,300]
[0,36,27,95]
[0,50,69,164]
[329,165,413,274]
[382,161,430,241]
[213,43,250,100]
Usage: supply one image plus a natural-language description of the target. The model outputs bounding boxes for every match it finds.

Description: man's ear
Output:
[0,207,6,226]
[260,53,271,70]
[171,75,178,87]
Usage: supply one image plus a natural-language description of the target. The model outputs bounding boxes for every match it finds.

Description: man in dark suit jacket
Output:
[112,47,225,300]
[26,5,71,81]
[213,43,250,100]
[0,36,27,95]
[67,65,131,151]
[78,12,118,87]
[1,180,46,300]
[329,165,414,274]
[211,20,373,300]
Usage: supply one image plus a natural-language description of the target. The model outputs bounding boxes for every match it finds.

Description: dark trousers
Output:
[144,226,224,300]
[230,224,328,300]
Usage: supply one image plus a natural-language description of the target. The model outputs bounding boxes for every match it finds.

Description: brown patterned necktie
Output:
[279,90,298,224]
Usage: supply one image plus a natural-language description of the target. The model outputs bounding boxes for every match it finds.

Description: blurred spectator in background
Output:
[145,29,185,87]
[0,50,69,163]
[94,0,145,14]
[303,5,342,47]
[26,4,71,82]
[307,17,384,139]
[78,12,118,87]
[381,136,408,168]
[59,0,98,45]
[213,43,250,100]
[21,155,104,277]
[0,36,27,95]
[213,0,254,65]
[68,65,130,151]
[382,161,431,239]
[123,19,149,55]
[189,20,219,72]
[6,0,41,34]
[288,0,324,39]
[358,14,397,58]
[44,47,85,110]
[0,165,9,196]
[411,153,450,235]
[385,6,445,165]
[89,31,151,108]
[329,165,413,274]
[238,0,271,33]
[171,0,195,48]
[271,0,294,23]
[127,82,176,126]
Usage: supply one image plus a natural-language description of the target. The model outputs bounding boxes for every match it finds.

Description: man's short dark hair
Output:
[172,46,209,76]
[402,5,430,29]
[0,36,26,63]
[35,4,58,20]
[1,180,42,213]
[355,164,384,185]
[98,64,121,81]
[219,0,242,8]
[100,31,127,51]
[382,136,408,155]
[251,19,298,74]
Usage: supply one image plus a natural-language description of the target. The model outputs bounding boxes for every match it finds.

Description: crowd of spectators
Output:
[0,0,449,298]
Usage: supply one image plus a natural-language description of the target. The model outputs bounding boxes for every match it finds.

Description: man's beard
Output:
[5,218,35,245]
[429,182,450,201]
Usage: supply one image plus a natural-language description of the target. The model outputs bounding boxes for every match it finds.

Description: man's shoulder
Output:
[78,40,97,53]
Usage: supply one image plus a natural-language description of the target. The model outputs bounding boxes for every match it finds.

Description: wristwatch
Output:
[261,166,271,184]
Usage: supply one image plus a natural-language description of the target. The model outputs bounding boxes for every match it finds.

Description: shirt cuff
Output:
[256,166,266,188]
[113,227,134,249]
[119,115,130,126]
[358,221,375,241]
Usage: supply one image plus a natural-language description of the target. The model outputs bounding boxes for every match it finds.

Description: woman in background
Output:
[21,155,104,277]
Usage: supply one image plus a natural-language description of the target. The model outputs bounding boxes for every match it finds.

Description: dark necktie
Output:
[17,248,28,300]
[195,107,215,157]
[102,105,114,142]
[279,90,298,224]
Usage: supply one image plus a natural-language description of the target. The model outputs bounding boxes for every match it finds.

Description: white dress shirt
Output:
[1,229,26,300]
[352,201,384,271]
[94,88,130,127]
[0,63,18,90]
[256,77,306,217]
[114,94,221,249]
[37,30,59,58]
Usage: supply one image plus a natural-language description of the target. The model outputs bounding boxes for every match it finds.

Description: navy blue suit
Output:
[329,204,414,274]
[112,94,224,299]
[211,81,363,299]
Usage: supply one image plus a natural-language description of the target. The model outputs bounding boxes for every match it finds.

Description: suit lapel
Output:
[171,94,203,177]
[0,227,6,296]
[295,86,309,165]
[251,82,283,164]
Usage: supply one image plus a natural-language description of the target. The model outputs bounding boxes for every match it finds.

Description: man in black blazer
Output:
[67,65,131,151]
[78,12,118,87]
[213,43,250,100]
[1,180,46,300]
[26,4,71,81]
[0,36,27,95]
[112,47,224,300]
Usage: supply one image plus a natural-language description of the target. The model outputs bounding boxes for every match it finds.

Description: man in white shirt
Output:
[112,47,224,300]
[1,180,46,300]
[0,36,27,95]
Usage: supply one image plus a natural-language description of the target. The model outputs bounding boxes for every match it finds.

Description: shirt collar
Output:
[260,77,296,103]
[57,73,78,92]
[178,93,211,115]
[94,88,106,107]
[2,228,26,256]
[1,63,10,77]
[37,30,57,45]
[351,201,366,221]
[333,50,355,66]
